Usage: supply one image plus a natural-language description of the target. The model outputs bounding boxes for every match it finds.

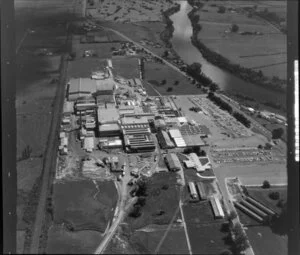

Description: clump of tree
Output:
[129,179,148,218]
[20,145,33,161]
[218,6,226,14]
[232,224,249,253]
[183,146,206,156]
[232,111,251,128]
[186,62,219,89]
[166,87,173,92]
[262,180,271,189]
[231,24,239,32]
[272,127,284,139]
[207,92,233,114]
[161,79,167,85]
[69,52,76,61]
[269,191,280,200]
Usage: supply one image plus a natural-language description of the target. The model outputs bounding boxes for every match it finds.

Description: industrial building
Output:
[154,119,167,131]
[63,101,74,116]
[184,154,211,172]
[188,182,198,199]
[95,93,115,106]
[169,129,186,148]
[98,123,121,137]
[67,78,98,101]
[99,137,123,149]
[96,78,115,95]
[210,195,225,219]
[196,182,207,200]
[75,98,96,115]
[83,137,94,152]
[121,117,155,152]
[165,153,182,172]
[121,117,151,133]
[124,133,155,152]
[157,130,175,149]
[97,108,119,125]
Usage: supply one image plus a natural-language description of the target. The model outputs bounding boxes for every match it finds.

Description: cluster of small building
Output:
[188,181,224,219]
[234,196,276,223]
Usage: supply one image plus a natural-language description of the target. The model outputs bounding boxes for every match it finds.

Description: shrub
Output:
[262,180,271,189]
[129,205,142,218]
[161,79,167,85]
[162,184,169,190]
[231,24,239,32]
[277,199,285,208]
[220,249,233,255]
[228,210,237,221]
[166,87,173,92]
[269,191,280,200]
[272,127,284,139]
[218,6,226,13]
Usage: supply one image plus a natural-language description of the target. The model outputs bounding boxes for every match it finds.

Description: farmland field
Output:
[246,226,287,255]
[125,172,180,230]
[52,180,118,232]
[88,0,176,23]
[112,56,140,79]
[246,185,287,214]
[187,223,232,254]
[195,0,287,79]
[143,62,203,95]
[46,225,103,254]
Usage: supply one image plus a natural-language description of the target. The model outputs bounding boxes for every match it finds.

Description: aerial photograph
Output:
[14,0,288,254]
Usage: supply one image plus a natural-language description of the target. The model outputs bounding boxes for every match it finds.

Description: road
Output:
[94,155,134,254]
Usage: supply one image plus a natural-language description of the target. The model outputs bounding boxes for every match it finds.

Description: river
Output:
[169,1,285,108]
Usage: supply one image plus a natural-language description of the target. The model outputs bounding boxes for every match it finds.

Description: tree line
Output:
[208,92,251,128]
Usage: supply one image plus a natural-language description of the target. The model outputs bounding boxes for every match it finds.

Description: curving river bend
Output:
[169,1,285,108]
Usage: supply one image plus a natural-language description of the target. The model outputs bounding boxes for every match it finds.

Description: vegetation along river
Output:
[170,1,286,109]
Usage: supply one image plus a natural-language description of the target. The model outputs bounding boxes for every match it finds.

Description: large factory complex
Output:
[57,58,223,218]
[60,59,210,155]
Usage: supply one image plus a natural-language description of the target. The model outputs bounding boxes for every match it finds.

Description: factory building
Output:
[210,195,225,219]
[165,153,182,172]
[95,78,115,95]
[196,182,207,200]
[98,123,120,137]
[97,108,119,125]
[67,77,115,101]
[99,137,123,149]
[121,117,155,152]
[188,182,198,199]
[124,133,155,152]
[154,119,167,131]
[97,107,120,137]
[169,129,186,148]
[184,153,211,172]
[95,93,115,106]
[67,78,97,101]
[75,98,96,115]
[63,101,74,116]
[157,130,175,149]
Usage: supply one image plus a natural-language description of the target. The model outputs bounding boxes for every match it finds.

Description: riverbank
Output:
[160,3,181,49]
[187,2,286,93]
